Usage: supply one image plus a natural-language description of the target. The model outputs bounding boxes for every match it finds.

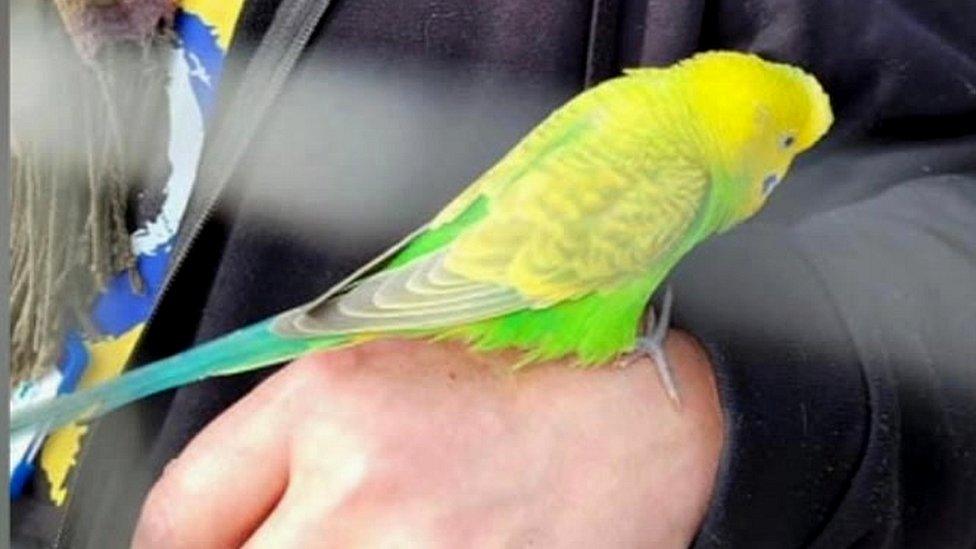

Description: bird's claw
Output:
[622,286,681,407]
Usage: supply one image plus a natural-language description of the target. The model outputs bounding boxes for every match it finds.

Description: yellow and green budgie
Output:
[12,51,832,437]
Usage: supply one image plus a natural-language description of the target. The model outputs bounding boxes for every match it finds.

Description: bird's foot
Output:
[621,286,680,407]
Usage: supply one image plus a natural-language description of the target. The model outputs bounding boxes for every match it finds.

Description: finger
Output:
[132,368,304,548]
[243,421,372,548]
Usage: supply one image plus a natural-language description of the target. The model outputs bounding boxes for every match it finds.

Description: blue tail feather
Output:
[10,320,341,439]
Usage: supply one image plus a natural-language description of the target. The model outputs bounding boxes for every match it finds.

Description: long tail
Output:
[10,319,347,439]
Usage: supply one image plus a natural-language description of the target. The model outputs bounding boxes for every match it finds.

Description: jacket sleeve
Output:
[672,143,976,548]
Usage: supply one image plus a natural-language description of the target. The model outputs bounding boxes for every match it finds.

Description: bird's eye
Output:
[781,134,795,149]
[762,174,780,196]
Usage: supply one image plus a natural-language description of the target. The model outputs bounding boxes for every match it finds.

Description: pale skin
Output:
[133,331,724,548]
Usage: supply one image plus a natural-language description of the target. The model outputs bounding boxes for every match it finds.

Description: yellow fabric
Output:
[180,0,245,50]
[40,324,144,505]
[39,424,88,507]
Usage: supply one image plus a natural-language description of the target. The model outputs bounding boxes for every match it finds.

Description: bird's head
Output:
[675,51,833,225]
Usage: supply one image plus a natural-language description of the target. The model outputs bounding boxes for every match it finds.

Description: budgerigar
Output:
[11,51,833,438]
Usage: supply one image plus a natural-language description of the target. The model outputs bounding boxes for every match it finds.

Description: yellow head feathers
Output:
[628,50,833,222]
[677,51,832,150]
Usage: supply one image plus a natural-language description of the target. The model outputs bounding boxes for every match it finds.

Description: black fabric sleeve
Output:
[675,163,976,547]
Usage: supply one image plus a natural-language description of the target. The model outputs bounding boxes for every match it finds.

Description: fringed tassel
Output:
[10,29,170,385]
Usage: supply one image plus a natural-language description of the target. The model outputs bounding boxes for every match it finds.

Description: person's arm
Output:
[133,333,723,548]
[676,167,976,547]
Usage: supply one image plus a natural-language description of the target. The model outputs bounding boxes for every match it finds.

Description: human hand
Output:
[133,332,723,548]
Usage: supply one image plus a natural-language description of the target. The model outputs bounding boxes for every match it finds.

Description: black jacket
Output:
[13,0,976,547]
